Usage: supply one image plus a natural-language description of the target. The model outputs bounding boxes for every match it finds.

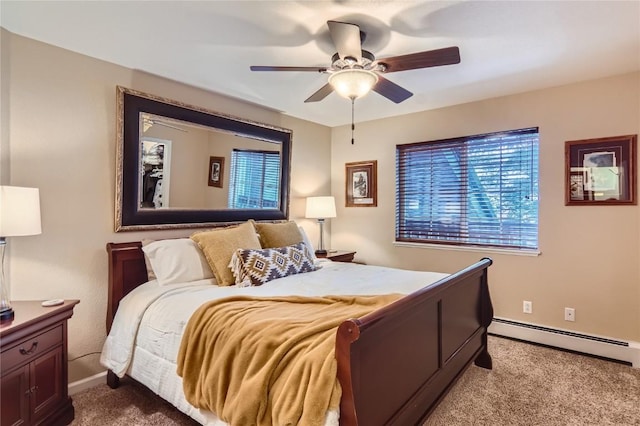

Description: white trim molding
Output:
[393,241,541,257]
[68,371,106,395]
[489,317,640,368]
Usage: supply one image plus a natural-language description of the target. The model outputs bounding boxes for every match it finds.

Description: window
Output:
[229,149,281,209]
[396,128,539,250]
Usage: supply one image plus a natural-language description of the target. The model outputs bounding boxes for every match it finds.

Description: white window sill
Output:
[393,241,541,257]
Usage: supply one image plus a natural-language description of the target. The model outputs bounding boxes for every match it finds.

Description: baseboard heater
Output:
[489,317,640,368]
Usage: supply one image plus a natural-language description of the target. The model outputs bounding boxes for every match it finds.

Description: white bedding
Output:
[100,259,449,425]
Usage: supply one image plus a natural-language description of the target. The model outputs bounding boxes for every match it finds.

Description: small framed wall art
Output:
[565,134,637,205]
[345,160,377,207]
[208,156,225,188]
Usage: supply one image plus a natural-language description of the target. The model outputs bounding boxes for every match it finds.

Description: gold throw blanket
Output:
[177,294,402,426]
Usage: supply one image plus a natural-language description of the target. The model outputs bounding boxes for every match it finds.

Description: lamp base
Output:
[315,249,328,256]
[0,307,14,323]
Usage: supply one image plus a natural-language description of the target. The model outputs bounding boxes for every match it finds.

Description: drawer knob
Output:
[19,341,38,355]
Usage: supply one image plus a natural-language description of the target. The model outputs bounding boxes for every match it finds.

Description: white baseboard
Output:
[68,371,107,395]
[489,317,640,368]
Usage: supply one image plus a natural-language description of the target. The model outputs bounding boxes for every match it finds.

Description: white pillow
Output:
[141,239,157,280]
[141,238,215,286]
[298,226,316,261]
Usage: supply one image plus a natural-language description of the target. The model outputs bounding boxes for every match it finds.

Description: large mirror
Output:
[115,86,292,231]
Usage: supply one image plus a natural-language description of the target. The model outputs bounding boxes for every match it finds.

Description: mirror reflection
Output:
[138,113,282,211]
[116,87,292,231]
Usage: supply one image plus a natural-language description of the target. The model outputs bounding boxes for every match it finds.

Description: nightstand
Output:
[1,300,79,426]
[316,250,356,263]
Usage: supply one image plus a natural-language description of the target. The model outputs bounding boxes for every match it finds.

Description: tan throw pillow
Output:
[252,220,303,248]
[191,221,261,286]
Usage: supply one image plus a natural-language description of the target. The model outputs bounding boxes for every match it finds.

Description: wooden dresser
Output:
[0,300,79,426]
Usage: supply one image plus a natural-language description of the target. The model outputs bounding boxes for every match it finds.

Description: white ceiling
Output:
[2,1,639,127]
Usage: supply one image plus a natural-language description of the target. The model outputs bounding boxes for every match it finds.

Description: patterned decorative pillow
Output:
[229,242,317,287]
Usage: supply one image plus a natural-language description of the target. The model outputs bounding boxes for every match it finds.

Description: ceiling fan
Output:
[250,20,460,104]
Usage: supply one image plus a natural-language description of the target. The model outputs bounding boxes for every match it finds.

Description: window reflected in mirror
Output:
[229,149,281,209]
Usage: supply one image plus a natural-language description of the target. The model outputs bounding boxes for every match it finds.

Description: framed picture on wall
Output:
[208,156,225,188]
[565,134,637,205]
[345,160,377,207]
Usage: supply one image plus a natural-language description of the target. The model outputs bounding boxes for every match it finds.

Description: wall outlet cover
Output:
[564,307,575,321]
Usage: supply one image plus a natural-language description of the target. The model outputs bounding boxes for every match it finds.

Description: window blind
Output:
[396,128,539,250]
[229,149,281,209]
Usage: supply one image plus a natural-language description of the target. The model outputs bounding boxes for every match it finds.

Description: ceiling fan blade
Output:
[304,83,334,103]
[372,75,413,103]
[377,46,460,73]
[250,66,328,72]
[327,20,362,62]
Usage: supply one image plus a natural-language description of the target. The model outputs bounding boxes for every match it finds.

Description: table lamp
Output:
[305,196,336,255]
[0,186,42,322]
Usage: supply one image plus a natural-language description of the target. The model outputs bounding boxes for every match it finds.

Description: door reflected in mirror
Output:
[140,138,171,209]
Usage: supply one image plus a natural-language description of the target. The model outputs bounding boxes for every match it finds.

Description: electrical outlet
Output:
[565,307,575,321]
[523,300,532,314]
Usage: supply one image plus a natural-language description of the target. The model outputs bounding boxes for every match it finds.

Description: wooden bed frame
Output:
[105,241,494,425]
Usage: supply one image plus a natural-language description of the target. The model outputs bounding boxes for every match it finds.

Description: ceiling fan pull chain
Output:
[351,98,355,144]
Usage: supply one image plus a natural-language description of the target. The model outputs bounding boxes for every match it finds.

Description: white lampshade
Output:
[305,196,337,219]
[328,69,378,100]
[0,186,42,237]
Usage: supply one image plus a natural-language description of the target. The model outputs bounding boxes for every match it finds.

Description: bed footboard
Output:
[335,258,493,425]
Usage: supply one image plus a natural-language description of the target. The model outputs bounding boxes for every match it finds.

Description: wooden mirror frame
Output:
[115,86,292,231]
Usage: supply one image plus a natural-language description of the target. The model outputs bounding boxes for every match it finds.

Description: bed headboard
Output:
[106,242,148,332]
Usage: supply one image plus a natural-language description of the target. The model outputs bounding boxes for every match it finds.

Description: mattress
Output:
[101,259,449,425]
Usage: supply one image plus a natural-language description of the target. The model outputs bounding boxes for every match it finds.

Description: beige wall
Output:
[3,31,332,382]
[168,127,209,209]
[1,29,10,182]
[330,72,640,342]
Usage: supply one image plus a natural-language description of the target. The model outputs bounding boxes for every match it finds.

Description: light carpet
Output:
[71,336,640,425]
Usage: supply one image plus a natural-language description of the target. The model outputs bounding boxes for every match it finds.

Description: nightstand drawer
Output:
[1,325,62,372]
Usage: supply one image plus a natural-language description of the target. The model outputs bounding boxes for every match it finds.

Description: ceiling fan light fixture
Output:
[328,69,378,100]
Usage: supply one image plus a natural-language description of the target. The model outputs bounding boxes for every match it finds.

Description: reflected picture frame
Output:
[565,134,637,205]
[208,156,225,188]
[346,160,377,207]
